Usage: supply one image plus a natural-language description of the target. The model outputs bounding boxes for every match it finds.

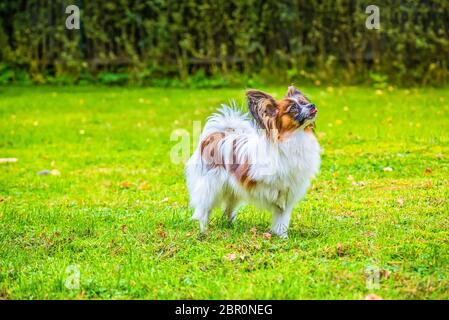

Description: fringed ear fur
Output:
[286,85,302,98]
[246,90,278,130]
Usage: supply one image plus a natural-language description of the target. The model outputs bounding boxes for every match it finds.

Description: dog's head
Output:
[246,86,317,139]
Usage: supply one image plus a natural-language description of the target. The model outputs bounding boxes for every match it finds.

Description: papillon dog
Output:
[185,86,320,238]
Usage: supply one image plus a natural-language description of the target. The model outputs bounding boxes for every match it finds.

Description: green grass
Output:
[1,85,449,300]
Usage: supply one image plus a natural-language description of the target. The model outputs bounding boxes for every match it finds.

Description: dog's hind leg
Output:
[222,194,239,225]
[192,207,211,233]
[190,174,224,233]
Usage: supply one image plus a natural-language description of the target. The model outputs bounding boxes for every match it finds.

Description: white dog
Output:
[185,86,320,238]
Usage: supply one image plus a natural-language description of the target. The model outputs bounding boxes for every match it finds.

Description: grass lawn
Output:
[0,85,448,299]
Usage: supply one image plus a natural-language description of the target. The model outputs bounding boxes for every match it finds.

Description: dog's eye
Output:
[288,103,300,113]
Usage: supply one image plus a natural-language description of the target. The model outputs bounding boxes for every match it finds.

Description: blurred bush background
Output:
[0,0,448,87]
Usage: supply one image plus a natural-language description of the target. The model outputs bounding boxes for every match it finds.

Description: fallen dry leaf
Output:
[383,167,393,172]
[365,293,382,300]
[263,232,272,240]
[336,243,344,256]
[120,224,128,233]
[161,197,169,203]
[120,181,133,188]
[249,227,257,237]
[381,270,392,279]
[224,253,236,261]
[138,181,150,190]
[397,198,404,206]
[77,291,86,299]
[425,167,432,174]
[50,169,60,176]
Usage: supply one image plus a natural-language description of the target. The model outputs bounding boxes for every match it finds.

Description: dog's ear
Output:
[286,85,302,98]
[246,89,278,129]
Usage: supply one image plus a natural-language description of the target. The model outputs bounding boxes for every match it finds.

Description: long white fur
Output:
[185,102,320,238]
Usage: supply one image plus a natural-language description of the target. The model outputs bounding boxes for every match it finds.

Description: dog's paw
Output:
[271,225,289,240]
[277,232,288,240]
[271,231,288,240]
[197,232,207,241]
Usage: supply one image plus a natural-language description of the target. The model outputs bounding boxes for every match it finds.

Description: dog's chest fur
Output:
[235,130,320,211]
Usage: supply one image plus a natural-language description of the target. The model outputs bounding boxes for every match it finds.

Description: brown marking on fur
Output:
[230,161,257,189]
[246,90,278,137]
[279,113,299,132]
[275,99,301,139]
[201,132,225,168]
[237,163,257,188]
[201,133,256,188]
[227,139,257,189]
[304,124,314,135]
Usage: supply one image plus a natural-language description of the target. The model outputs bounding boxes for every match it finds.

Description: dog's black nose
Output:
[307,103,317,115]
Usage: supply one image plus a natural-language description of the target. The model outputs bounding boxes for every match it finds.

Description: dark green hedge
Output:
[0,0,448,86]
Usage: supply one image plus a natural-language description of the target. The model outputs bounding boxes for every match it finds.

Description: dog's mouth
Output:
[294,104,318,126]
[303,109,317,123]
[308,110,317,120]
[302,103,318,121]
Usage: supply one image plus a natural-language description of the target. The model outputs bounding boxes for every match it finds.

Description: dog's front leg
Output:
[271,206,292,239]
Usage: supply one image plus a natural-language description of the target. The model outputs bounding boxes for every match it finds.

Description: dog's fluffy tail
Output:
[201,101,255,139]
